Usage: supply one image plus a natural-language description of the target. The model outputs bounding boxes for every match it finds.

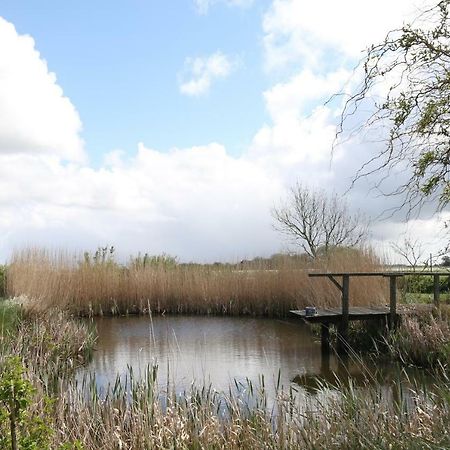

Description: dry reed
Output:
[47,367,449,449]
[7,247,388,317]
[387,311,450,367]
[2,358,447,449]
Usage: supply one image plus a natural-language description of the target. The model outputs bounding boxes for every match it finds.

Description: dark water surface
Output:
[80,315,432,399]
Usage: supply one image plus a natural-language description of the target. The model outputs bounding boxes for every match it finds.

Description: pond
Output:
[79,315,433,402]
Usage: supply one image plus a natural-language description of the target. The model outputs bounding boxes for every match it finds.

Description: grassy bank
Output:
[7,247,386,317]
[0,302,96,378]
[387,308,450,367]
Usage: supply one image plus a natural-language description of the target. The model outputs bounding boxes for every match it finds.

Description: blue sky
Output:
[0,0,446,262]
[1,0,271,164]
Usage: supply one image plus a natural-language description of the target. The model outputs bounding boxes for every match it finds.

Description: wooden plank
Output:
[309,271,450,277]
[309,272,404,277]
[337,275,350,354]
[403,271,450,276]
[327,275,343,292]
[290,307,391,317]
[290,306,391,324]
[389,275,397,330]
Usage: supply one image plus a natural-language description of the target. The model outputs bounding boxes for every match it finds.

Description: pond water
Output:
[79,315,432,400]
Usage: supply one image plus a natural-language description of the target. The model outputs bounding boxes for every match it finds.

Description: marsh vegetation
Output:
[1,301,449,449]
[7,247,386,317]
[1,245,449,449]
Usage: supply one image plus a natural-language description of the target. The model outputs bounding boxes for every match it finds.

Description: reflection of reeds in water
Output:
[8,247,387,316]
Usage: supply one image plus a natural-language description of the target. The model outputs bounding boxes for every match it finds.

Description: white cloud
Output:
[263,0,420,71]
[263,68,351,122]
[179,51,235,96]
[194,0,254,15]
[0,10,447,264]
[0,17,85,162]
[0,143,285,262]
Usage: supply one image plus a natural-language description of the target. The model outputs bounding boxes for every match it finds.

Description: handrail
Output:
[308,271,450,277]
[308,271,446,308]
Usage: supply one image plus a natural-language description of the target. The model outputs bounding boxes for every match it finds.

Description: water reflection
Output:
[81,316,325,392]
[79,315,432,404]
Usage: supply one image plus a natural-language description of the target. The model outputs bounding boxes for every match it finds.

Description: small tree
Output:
[390,236,425,271]
[272,184,369,257]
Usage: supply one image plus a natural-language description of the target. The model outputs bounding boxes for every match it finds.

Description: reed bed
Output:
[2,357,449,449]
[0,306,96,381]
[49,366,450,450]
[7,247,387,317]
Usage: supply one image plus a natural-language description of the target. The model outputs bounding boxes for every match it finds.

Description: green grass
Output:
[403,292,450,304]
[0,300,21,337]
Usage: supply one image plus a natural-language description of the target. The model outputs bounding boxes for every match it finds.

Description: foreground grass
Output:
[48,365,449,449]
[1,307,449,449]
[403,292,450,304]
[0,299,21,335]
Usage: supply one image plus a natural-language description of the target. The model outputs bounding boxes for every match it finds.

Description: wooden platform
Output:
[299,271,445,354]
[290,306,391,324]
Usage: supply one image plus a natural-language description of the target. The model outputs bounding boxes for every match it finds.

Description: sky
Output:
[0,0,448,263]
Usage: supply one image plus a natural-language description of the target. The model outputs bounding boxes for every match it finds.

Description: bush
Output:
[401,275,450,294]
[0,356,53,450]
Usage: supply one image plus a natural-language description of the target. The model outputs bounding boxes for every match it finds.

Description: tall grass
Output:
[7,247,387,316]
[0,308,96,381]
[387,309,450,367]
[3,357,449,449]
[47,366,449,449]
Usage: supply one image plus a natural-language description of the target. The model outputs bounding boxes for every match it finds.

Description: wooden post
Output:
[321,322,330,354]
[389,275,397,330]
[433,274,440,306]
[337,275,350,353]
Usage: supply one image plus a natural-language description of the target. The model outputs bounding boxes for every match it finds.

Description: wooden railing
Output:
[308,271,448,352]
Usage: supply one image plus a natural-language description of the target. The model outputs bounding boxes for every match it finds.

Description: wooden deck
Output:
[290,306,391,323]
[293,271,447,354]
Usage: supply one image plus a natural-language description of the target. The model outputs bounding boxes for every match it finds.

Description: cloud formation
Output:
[0,17,85,162]
[0,3,447,263]
[263,0,418,71]
[179,51,235,96]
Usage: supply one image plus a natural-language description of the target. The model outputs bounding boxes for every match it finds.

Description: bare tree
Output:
[390,236,425,271]
[272,184,369,257]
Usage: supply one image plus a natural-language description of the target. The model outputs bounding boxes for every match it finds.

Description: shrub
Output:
[0,356,53,450]
[401,275,450,294]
